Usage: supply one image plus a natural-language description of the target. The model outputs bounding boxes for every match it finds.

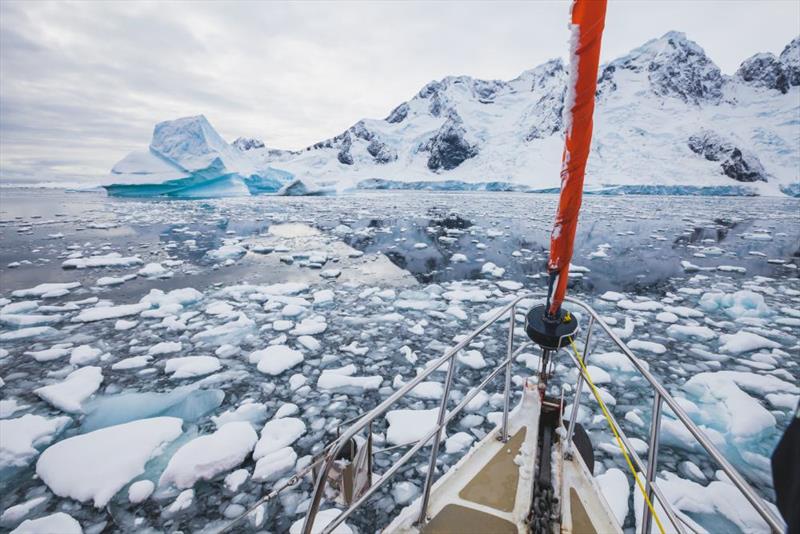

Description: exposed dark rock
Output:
[385,103,409,123]
[367,138,397,164]
[418,81,443,99]
[231,137,265,151]
[736,53,789,93]
[424,113,478,171]
[337,133,353,165]
[779,36,800,86]
[688,130,768,182]
[429,92,445,117]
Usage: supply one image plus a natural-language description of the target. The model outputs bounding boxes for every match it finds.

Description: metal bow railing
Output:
[298,294,786,534]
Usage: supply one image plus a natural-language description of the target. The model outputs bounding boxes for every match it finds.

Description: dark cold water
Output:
[0,188,798,533]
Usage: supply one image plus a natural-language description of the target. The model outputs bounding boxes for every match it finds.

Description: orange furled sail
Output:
[545,0,608,317]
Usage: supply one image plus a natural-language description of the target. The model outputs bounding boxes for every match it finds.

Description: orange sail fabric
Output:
[546,0,607,317]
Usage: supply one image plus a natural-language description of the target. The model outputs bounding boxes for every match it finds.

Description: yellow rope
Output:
[568,337,666,534]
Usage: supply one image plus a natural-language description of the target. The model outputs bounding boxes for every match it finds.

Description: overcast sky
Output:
[1,0,798,184]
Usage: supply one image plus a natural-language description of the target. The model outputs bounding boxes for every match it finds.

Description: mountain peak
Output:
[598,30,722,104]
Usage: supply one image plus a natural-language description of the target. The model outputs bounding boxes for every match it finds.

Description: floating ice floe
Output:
[0,326,59,342]
[290,318,327,336]
[718,331,781,354]
[627,339,667,355]
[138,263,172,278]
[10,283,81,298]
[72,303,148,323]
[10,512,82,534]
[192,313,255,346]
[111,355,152,370]
[159,421,257,489]
[62,253,143,270]
[252,446,297,482]
[165,356,221,379]
[617,299,662,312]
[249,345,304,375]
[36,417,183,507]
[224,468,249,492]
[444,431,475,454]
[69,345,103,365]
[480,262,505,278]
[253,417,306,460]
[599,291,624,302]
[25,344,72,362]
[385,408,444,446]
[128,480,155,504]
[96,274,137,287]
[666,324,717,341]
[0,495,48,524]
[0,414,71,469]
[590,351,649,373]
[698,290,770,319]
[595,468,630,526]
[391,481,420,505]
[207,244,247,262]
[0,312,62,328]
[318,365,382,392]
[634,471,775,534]
[212,401,268,428]
[35,366,103,413]
[683,370,798,439]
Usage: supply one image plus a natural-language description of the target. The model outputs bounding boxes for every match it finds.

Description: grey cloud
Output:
[1,0,798,184]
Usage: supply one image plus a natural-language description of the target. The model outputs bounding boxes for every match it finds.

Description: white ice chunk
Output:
[62,253,143,269]
[318,370,382,392]
[224,468,250,492]
[627,339,667,355]
[386,408,444,446]
[69,345,102,366]
[718,331,780,354]
[159,421,257,489]
[148,341,182,356]
[12,283,80,298]
[111,355,152,370]
[249,345,304,376]
[207,244,247,262]
[0,495,48,524]
[0,414,71,468]
[444,432,474,454]
[10,512,82,534]
[595,468,630,526]
[666,325,717,341]
[212,402,268,428]
[253,417,306,460]
[35,366,103,413]
[36,417,183,507]
[128,480,154,503]
[72,303,148,323]
[165,356,221,379]
[252,446,297,482]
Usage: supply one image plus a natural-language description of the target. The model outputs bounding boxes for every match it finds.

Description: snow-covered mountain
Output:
[106,32,800,197]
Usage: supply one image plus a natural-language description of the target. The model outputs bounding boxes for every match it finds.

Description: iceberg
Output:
[103,116,314,198]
